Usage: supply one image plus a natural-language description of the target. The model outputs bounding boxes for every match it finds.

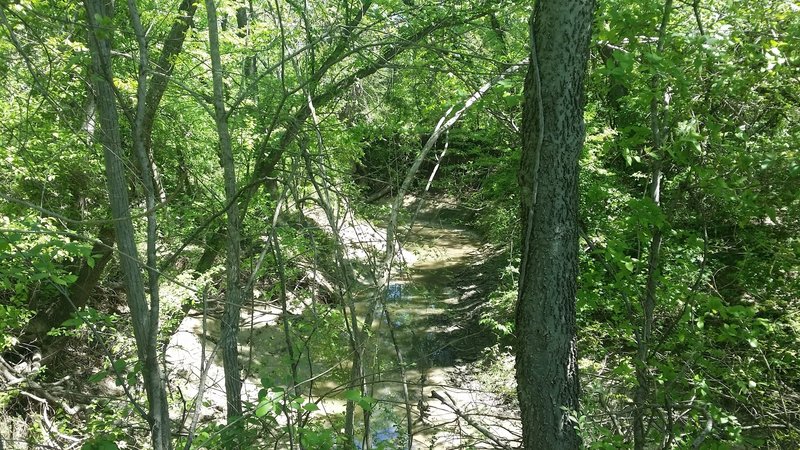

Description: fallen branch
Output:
[17,380,80,415]
[430,390,512,450]
[1,356,81,415]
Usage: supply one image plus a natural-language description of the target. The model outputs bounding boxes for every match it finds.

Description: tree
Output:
[632,1,672,447]
[204,0,245,442]
[83,0,171,447]
[515,1,594,449]
[5,0,799,447]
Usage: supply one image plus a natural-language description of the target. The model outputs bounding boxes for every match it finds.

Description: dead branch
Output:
[430,390,512,450]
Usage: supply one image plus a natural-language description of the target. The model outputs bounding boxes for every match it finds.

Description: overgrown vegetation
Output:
[1,0,798,448]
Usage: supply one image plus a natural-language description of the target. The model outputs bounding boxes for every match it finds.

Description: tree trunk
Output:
[205,0,245,444]
[515,1,593,449]
[192,14,457,274]
[35,0,199,330]
[83,1,171,448]
[141,0,199,203]
[633,2,673,448]
[24,225,115,339]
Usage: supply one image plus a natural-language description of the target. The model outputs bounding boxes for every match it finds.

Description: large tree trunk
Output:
[515,1,593,449]
[84,1,171,448]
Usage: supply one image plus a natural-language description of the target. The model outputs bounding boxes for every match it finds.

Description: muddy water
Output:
[166,202,514,448]
[376,219,480,380]
[362,207,514,449]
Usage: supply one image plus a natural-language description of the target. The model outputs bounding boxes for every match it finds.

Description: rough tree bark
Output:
[515,1,593,449]
[83,0,171,448]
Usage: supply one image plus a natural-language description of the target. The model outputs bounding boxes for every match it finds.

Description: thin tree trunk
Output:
[205,0,245,444]
[273,218,299,450]
[31,0,198,328]
[633,1,673,448]
[126,4,170,449]
[515,1,593,449]
[299,137,364,443]
[67,225,115,311]
[141,0,199,203]
[83,0,171,448]
[192,14,462,274]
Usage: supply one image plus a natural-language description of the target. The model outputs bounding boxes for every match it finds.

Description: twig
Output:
[690,406,713,449]
[430,390,511,450]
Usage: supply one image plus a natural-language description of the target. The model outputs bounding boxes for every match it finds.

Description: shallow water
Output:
[166,202,513,448]
[361,214,495,448]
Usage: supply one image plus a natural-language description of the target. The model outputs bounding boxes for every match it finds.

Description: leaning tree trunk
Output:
[24,225,114,339]
[83,0,171,448]
[515,1,593,450]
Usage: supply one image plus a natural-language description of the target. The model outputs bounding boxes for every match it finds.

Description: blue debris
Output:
[373,424,398,444]
[386,283,403,301]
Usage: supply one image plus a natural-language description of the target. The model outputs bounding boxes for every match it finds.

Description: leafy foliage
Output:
[0,0,798,448]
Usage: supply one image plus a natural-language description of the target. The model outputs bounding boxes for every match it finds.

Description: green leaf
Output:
[502,93,522,107]
[302,402,320,412]
[61,317,83,327]
[111,359,126,372]
[81,439,119,450]
[255,400,273,418]
[358,397,375,412]
[643,52,663,64]
[343,389,361,402]
[88,370,108,383]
